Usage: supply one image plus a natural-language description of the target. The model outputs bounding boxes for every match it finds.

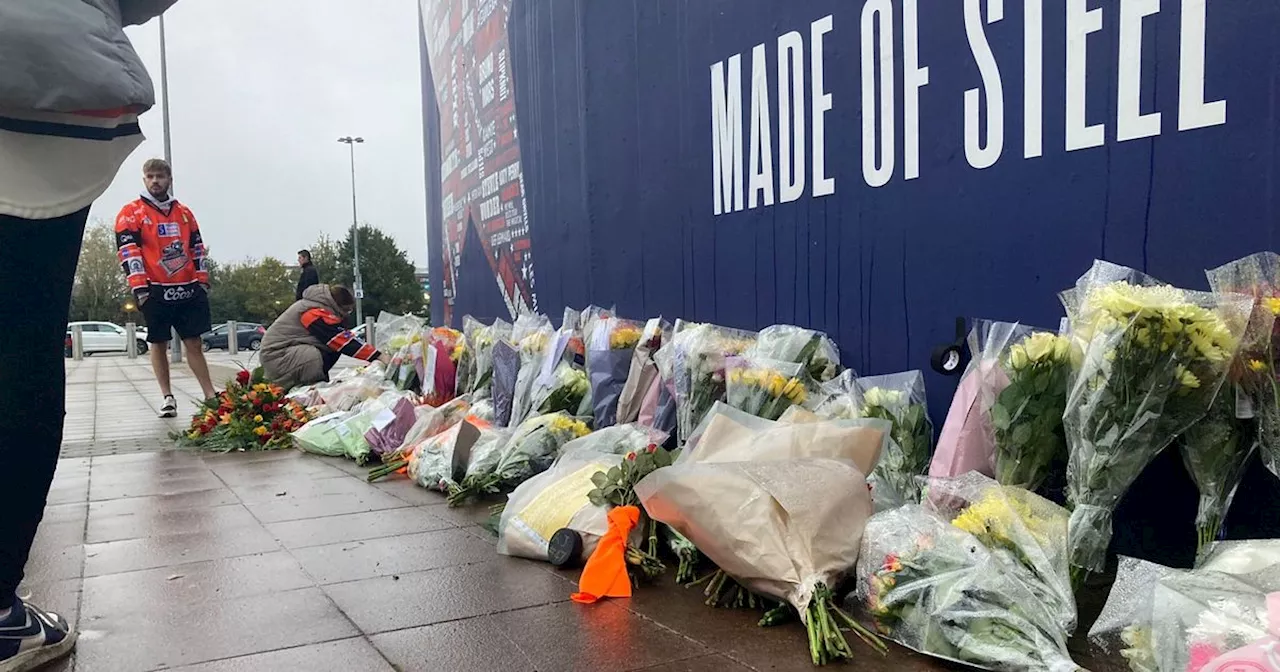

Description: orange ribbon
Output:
[570,505,640,604]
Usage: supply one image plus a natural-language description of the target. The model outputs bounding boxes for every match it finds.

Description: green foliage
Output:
[587,444,679,508]
[308,225,427,324]
[69,221,131,323]
[207,257,296,325]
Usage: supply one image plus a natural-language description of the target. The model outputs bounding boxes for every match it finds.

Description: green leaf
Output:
[591,471,610,488]
[1011,423,1033,448]
[608,466,623,482]
[990,404,1012,431]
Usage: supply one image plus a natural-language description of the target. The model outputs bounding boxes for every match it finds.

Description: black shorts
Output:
[141,289,212,343]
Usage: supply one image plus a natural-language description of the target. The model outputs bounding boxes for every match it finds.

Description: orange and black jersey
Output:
[115,196,208,304]
[300,307,381,361]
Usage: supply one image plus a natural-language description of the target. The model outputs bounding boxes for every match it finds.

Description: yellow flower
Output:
[1175,365,1201,390]
[253,426,268,436]
[1008,344,1030,370]
[219,413,231,425]
[610,326,643,350]
[451,343,466,362]
[1020,332,1065,363]
[951,487,1055,546]
[1250,359,1269,372]
[1266,297,1280,315]
[862,387,903,409]
[782,378,807,404]
[254,414,264,423]
[187,430,201,440]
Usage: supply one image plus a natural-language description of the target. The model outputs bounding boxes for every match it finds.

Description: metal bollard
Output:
[364,318,376,349]
[226,320,238,353]
[71,324,84,361]
[170,327,183,363]
[126,322,138,359]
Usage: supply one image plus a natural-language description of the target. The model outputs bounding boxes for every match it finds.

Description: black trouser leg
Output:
[0,209,88,607]
[321,349,341,380]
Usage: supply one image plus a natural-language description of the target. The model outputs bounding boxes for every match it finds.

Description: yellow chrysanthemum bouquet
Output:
[459,316,512,399]
[1060,261,1252,583]
[725,355,811,421]
[854,372,934,509]
[991,329,1075,494]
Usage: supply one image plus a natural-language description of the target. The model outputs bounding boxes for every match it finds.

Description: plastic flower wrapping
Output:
[447,411,590,506]
[988,327,1074,497]
[374,311,426,354]
[810,369,860,419]
[366,397,473,482]
[1207,252,1280,479]
[407,417,505,492]
[724,355,811,421]
[586,316,645,428]
[1059,260,1251,578]
[852,371,934,510]
[616,317,672,426]
[854,472,1080,672]
[459,316,512,400]
[1089,541,1280,672]
[746,324,842,383]
[417,326,464,406]
[654,320,757,445]
[508,314,554,426]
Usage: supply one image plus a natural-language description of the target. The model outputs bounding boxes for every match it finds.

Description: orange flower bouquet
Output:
[174,367,311,452]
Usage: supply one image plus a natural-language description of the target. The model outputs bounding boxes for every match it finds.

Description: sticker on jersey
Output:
[158,240,190,276]
[126,259,145,276]
[156,223,181,238]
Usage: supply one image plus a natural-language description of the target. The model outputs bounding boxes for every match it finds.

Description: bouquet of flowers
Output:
[586,317,645,428]
[854,372,933,510]
[419,326,465,406]
[560,422,661,459]
[367,397,473,481]
[459,316,512,399]
[509,315,554,425]
[989,330,1074,494]
[293,400,380,464]
[747,324,842,383]
[1060,260,1250,580]
[385,327,425,392]
[408,417,504,492]
[1207,252,1280,477]
[176,368,310,452]
[811,369,859,419]
[530,357,590,418]
[295,363,392,414]
[362,392,420,457]
[856,474,1080,672]
[446,412,590,506]
[638,456,885,664]
[617,318,671,425]
[1177,386,1258,563]
[655,320,757,445]
[1089,541,1280,672]
[725,356,811,421]
[930,320,1038,482]
[374,310,425,353]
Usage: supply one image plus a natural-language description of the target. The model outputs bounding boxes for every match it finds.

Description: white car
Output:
[66,321,149,356]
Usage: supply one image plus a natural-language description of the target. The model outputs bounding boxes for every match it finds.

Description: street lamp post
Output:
[337,136,365,326]
[159,12,182,364]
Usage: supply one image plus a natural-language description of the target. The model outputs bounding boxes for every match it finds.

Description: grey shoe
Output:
[160,395,178,418]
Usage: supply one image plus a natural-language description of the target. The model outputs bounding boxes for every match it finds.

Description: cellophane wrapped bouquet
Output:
[509,315,554,426]
[374,311,425,353]
[616,318,671,426]
[408,417,504,492]
[637,402,889,664]
[725,355,811,421]
[655,320,757,445]
[367,397,473,481]
[853,371,934,510]
[491,314,548,427]
[586,316,644,428]
[1206,252,1280,470]
[747,324,842,383]
[446,411,590,506]
[1060,261,1251,582]
[811,369,859,419]
[988,328,1074,497]
[459,316,511,400]
[855,472,1080,672]
[419,326,465,406]
[1089,540,1280,672]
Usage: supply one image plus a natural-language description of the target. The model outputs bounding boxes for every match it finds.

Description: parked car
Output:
[201,323,266,352]
[65,321,149,357]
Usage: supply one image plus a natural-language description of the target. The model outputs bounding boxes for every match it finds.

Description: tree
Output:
[207,258,296,325]
[70,221,131,323]
[310,224,426,323]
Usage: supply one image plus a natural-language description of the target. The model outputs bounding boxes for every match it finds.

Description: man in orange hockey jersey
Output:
[115,159,217,416]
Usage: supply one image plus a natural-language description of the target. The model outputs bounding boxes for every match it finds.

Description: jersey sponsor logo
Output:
[126,259,145,276]
[162,285,197,302]
[158,240,190,276]
[156,223,181,237]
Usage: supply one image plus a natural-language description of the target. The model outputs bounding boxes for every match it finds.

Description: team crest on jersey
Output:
[159,240,190,276]
[157,223,180,237]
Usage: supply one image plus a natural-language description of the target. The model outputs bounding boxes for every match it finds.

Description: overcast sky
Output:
[89,1,429,268]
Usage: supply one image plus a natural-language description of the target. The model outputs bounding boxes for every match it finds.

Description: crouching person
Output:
[260,284,388,390]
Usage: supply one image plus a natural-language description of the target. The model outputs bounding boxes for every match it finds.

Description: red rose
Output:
[646,444,658,454]
[236,370,251,385]
[625,452,637,461]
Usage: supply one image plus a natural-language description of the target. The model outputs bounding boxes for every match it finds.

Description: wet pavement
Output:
[28,358,1120,671]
